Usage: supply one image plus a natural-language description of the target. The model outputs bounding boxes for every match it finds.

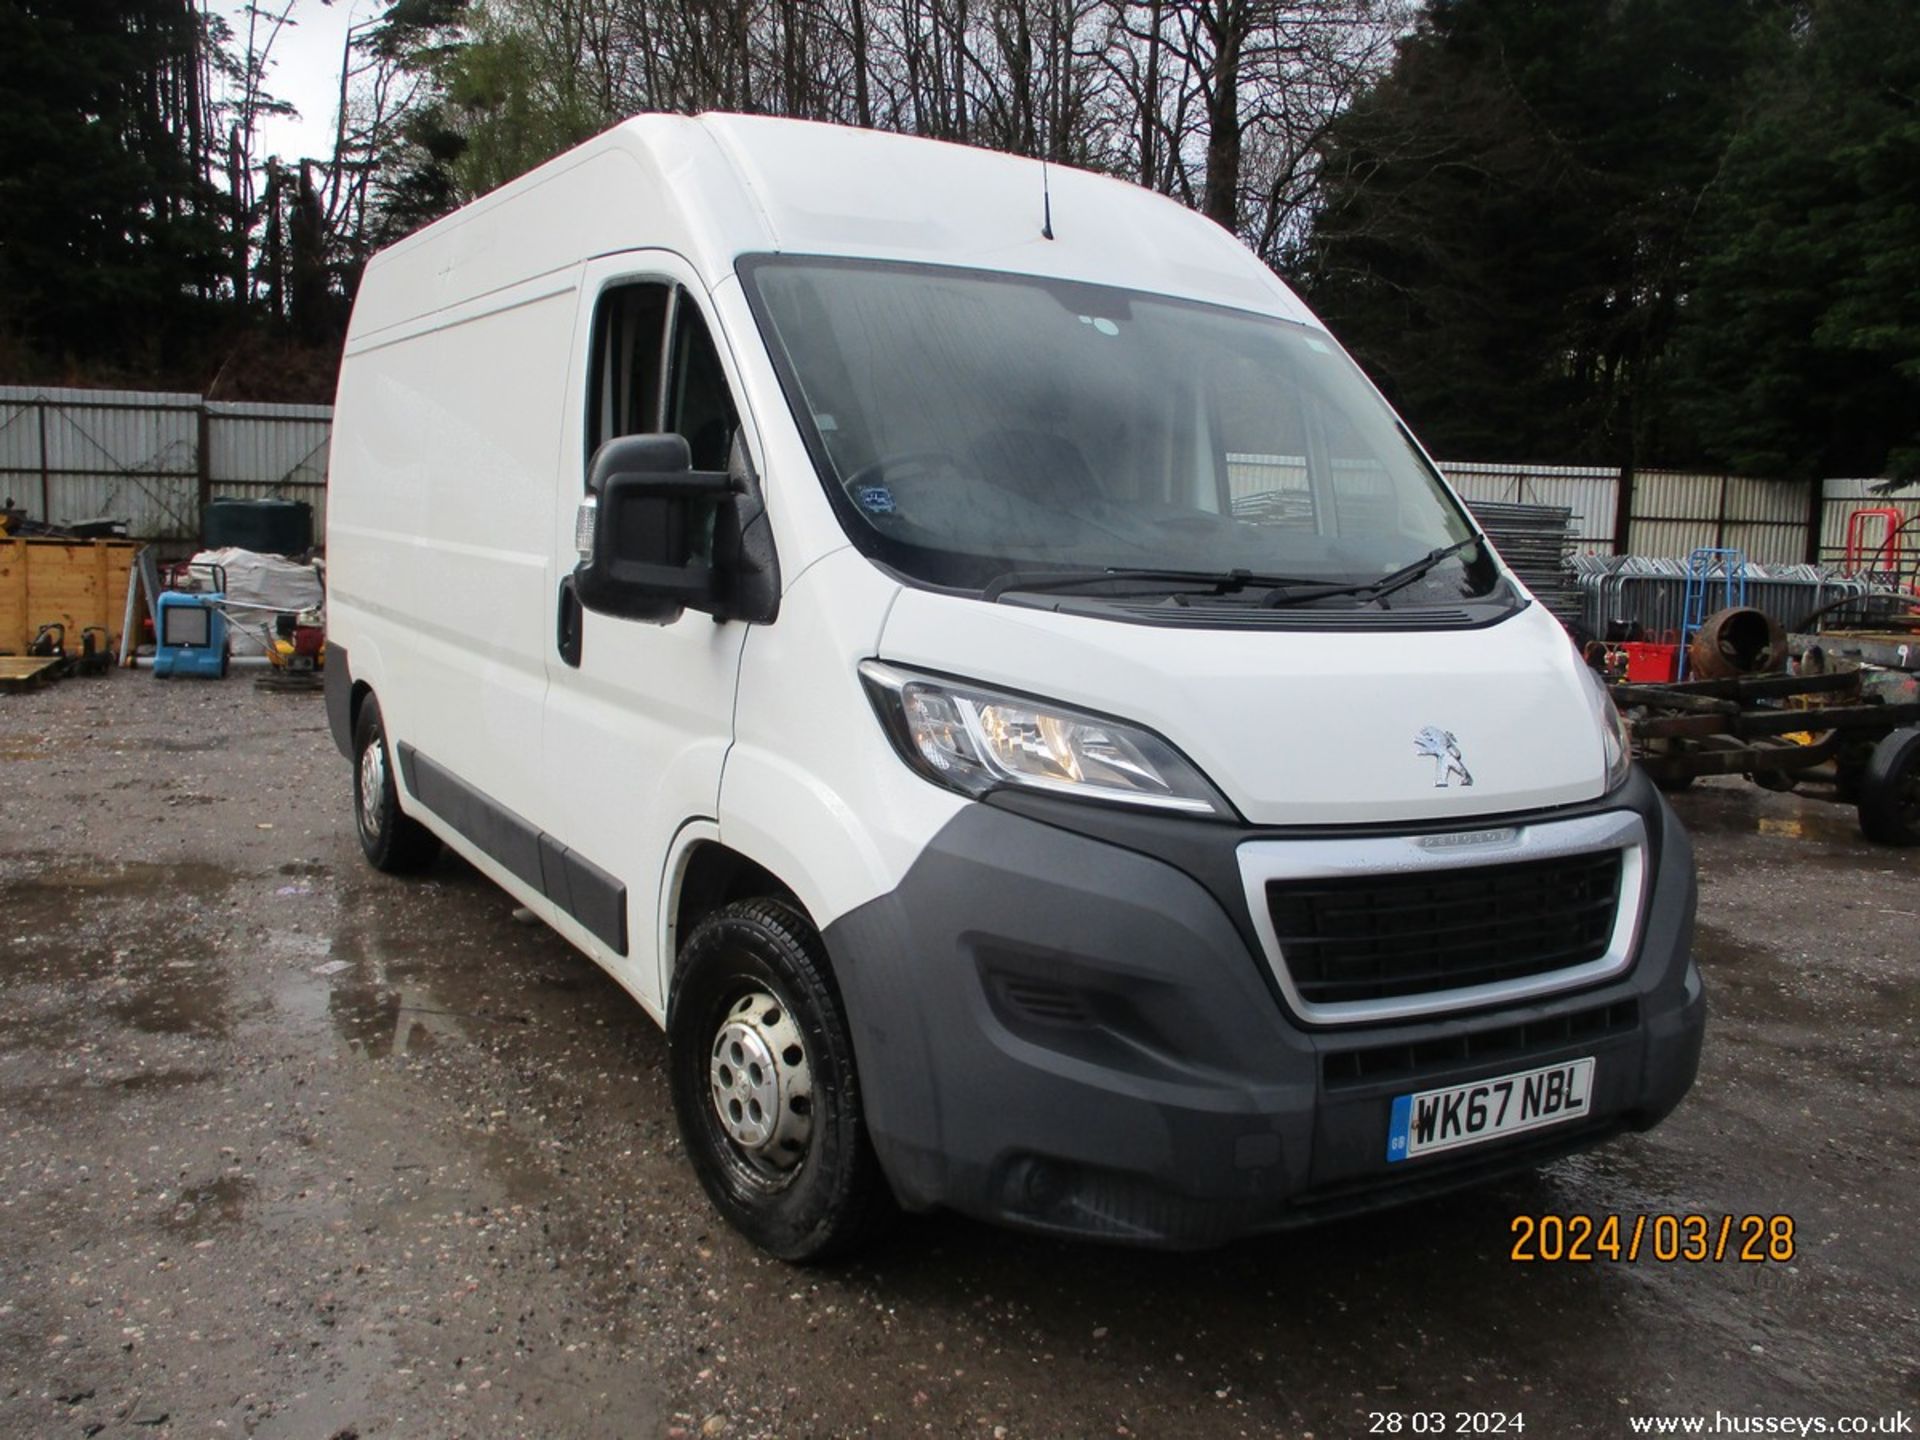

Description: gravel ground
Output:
[0,670,1914,1439]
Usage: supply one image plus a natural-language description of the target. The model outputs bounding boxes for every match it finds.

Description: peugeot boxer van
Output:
[325,113,1704,1260]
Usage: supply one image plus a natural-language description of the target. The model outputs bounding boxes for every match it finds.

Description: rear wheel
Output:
[1857,727,1920,846]
[352,696,441,873]
[668,898,888,1262]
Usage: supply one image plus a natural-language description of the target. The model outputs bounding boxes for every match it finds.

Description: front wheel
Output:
[668,899,888,1262]
[351,695,441,873]
[1857,727,1920,845]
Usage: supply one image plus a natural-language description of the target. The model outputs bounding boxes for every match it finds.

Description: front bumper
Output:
[820,771,1703,1248]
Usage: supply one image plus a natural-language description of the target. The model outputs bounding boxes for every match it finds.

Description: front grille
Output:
[1267,850,1623,1006]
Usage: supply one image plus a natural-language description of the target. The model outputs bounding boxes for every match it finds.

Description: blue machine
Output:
[152,565,232,679]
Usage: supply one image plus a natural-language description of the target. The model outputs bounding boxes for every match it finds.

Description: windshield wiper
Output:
[984,566,1322,604]
[1362,536,1484,603]
[985,541,1483,609]
[1260,536,1484,609]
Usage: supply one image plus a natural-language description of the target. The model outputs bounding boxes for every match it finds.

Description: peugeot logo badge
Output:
[1415,726,1473,788]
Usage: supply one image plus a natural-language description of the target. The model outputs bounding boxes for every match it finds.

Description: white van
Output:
[325,113,1704,1260]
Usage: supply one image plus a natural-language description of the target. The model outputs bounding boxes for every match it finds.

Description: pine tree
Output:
[0,0,229,366]
[1294,0,1781,465]
[1671,0,1920,481]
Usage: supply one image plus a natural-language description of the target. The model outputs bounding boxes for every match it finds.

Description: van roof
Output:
[352,113,1314,341]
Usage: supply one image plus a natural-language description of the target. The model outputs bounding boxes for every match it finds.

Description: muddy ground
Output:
[0,672,1913,1439]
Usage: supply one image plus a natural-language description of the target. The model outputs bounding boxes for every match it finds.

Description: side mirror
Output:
[573,433,779,626]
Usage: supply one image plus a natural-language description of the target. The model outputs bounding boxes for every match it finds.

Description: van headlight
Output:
[1579,662,1633,792]
[859,661,1231,816]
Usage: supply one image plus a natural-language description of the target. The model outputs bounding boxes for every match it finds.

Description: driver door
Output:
[541,253,754,1014]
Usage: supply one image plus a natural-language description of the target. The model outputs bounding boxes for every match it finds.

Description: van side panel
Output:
[327,271,578,837]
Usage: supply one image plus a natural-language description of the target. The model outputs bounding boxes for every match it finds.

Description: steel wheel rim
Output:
[708,988,814,1186]
[358,739,385,838]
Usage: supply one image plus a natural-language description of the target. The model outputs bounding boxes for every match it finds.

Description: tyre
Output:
[668,898,888,1262]
[351,695,441,873]
[1857,727,1920,846]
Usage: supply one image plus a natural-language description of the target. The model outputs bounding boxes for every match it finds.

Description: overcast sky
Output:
[211,0,372,164]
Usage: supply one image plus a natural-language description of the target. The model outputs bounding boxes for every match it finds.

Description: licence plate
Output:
[1386,1058,1596,1163]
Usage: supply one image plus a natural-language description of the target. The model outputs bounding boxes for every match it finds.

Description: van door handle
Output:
[557,576,584,667]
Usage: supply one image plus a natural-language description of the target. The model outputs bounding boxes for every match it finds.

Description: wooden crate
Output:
[0,538,139,656]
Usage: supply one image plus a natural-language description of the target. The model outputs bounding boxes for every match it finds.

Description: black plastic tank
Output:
[202,497,314,555]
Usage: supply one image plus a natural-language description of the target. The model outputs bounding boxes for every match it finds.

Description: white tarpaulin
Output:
[188,547,324,655]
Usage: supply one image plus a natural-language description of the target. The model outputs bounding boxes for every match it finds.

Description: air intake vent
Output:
[1110,603,1480,630]
[1323,1000,1640,1088]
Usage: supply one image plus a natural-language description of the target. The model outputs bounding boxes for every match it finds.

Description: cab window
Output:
[586,282,740,475]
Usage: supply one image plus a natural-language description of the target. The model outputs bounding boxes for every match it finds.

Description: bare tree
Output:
[330,0,1405,283]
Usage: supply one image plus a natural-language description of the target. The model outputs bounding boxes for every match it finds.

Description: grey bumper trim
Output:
[1237,809,1649,1026]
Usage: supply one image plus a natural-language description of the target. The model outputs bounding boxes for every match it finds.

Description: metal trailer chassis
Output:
[1615,669,1920,845]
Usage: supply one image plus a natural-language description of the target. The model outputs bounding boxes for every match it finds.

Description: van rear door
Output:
[542,254,755,1013]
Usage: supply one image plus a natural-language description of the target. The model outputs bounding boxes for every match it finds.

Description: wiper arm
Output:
[1260,536,1483,609]
[984,566,1321,603]
[1363,536,1483,603]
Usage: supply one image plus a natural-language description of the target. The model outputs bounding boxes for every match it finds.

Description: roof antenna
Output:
[1040,156,1055,240]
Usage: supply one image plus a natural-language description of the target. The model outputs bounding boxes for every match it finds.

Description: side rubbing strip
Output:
[401,744,543,890]
[537,834,629,956]
[555,843,628,956]
[397,743,628,955]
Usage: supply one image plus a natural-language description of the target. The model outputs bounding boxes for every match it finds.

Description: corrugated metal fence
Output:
[2,385,1915,568]
[1623,470,1812,564]
[0,385,330,542]
[1817,479,1920,579]
[1436,464,1821,563]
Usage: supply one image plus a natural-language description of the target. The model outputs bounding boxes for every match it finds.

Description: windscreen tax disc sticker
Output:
[855,483,896,515]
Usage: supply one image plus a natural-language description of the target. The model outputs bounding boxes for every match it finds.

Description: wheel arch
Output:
[323,633,381,763]
[662,829,809,1003]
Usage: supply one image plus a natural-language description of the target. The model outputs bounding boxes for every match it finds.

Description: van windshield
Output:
[741,256,1496,609]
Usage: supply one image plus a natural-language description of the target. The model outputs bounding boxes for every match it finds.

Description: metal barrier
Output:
[1572,555,1877,640]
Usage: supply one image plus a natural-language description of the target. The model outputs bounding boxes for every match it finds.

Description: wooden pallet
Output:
[0,656,65,691]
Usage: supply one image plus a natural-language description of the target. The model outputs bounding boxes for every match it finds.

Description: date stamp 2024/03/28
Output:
[1509,1213,1796,1263]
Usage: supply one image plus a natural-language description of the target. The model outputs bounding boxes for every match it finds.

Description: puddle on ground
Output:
[328,978,445,1060]
[0,859,240,1040]
[0,859,241,907]
[1687,919,1919,1096]
[107,972,231,1037]
[103,1067,220,1094]
[158,1174,254,1239]
[291,901,490,1061]
[1670,785,1875,847]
